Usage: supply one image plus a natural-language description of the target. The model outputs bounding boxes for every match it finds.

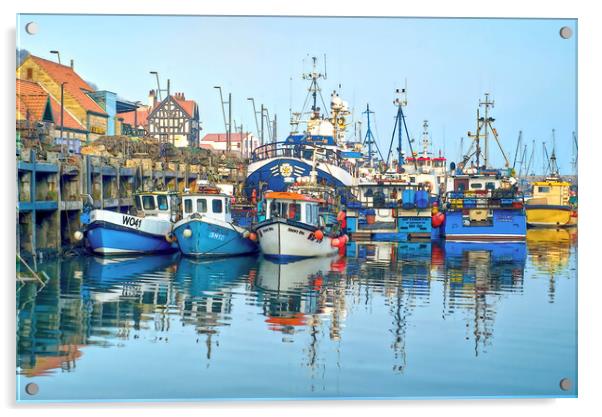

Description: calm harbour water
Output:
[16,229,577,402]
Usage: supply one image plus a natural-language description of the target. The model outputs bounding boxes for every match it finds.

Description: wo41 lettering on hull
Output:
[122,215,142,229]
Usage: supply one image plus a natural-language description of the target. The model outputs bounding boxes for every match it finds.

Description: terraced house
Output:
[16,54,111,143]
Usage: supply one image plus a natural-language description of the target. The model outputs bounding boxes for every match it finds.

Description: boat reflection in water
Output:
[254,256,346,338]
[17,233,576,400]
[526,228,577,303]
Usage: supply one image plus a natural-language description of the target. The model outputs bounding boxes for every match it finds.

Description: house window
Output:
[26,68,33,80]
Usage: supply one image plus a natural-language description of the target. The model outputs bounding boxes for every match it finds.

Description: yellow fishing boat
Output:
[526,178,574,227]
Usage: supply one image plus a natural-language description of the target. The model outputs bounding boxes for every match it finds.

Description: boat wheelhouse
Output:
[346,173,442,241]
[526,178,574,227]
[254,191,342,261]
[80,191,179,255]
[172,183,258,257]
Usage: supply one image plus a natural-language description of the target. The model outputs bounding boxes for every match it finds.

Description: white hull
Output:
[89,209,173,236]
[256,219,339,259]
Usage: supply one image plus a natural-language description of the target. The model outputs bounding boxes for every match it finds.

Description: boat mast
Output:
[549,129,559,177]
[421,120,430,158]
[479,93,495,168]
[385,86,417,170]
[290,56,330,135]
[363,104,382,168]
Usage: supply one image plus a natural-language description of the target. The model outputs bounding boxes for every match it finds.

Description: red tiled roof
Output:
[16,79,48,121]
[16,78,85,131]
[27,55,107,116]
[201,133,251,143]
[173,96,196,118]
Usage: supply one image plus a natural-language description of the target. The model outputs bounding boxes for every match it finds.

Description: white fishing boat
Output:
[254,190,343,261]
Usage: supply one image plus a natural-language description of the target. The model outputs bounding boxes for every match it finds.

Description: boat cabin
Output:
[181,192,232,223]
[447,175,507,194]
[265,192,322,227]
[134,191,179,220]
[529,179,571,206]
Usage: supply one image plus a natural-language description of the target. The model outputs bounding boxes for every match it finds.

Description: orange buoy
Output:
[331,238,340,248]
[314,229,324,241]
[431,212,445,228]
[248,232,258,241]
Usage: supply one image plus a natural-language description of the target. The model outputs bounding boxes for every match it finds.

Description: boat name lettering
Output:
[122,215,142,229]
[209,231,226,241]
[288,228,305,235]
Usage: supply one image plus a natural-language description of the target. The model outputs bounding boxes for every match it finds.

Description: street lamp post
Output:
[60,81,67,156]
[149,71,164,101]
[214,86,232,153]
[133,101,141,130]
[50,50,61,65]
[246,97,260,140]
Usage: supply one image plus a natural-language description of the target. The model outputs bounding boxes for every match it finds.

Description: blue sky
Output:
[17,15,577,174]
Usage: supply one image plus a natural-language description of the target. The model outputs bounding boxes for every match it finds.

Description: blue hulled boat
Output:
[441,94,526,241]
[172,182,258,257]
[442,175,527,241]
[79,191,179,255]
[244,57,358,200]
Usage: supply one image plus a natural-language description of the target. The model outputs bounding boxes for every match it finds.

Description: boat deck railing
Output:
[250,141,351,173]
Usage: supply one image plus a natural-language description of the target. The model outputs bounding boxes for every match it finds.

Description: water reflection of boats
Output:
[254,256,337,332]
[84,253,179,284]
[174,255,258,297]
[526,228,577,303]
[442,241,527,356]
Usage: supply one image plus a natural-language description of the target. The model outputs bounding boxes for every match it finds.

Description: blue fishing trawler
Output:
[442,94,526,241]
[172,181,258,257]
[79,191,179,255]
[244,57,359,200]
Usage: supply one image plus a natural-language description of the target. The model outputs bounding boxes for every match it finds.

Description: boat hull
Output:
[526,205,573,227]
[244,157,353,198]
[255,218,339,261]
[173,217,258,257]
[443,209,527,241]
[85,223,176,255]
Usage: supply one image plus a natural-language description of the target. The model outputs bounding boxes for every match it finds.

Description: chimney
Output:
[70,59,74,70]
[149,89,157,107]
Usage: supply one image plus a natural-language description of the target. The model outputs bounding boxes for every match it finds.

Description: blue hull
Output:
[86,223,177,255]
[443,209,526,241]
[244,158,348,198]
[84,253,180,284]
[174,219,258,257]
